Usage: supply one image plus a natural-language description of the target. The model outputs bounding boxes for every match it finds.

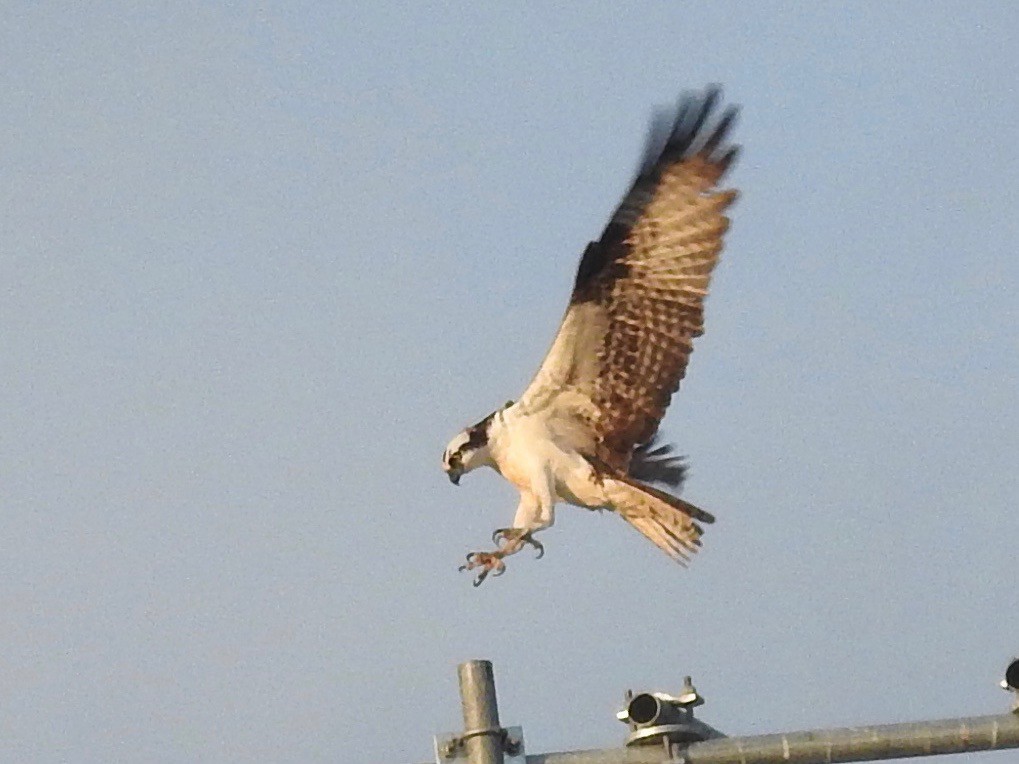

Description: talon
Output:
[493,527,545,558]
[459,550,506,586]
[471,563,504,587]
[491,527,519,545]
[530,538,545,559]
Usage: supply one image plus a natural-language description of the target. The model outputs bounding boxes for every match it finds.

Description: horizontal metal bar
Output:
[497,712,1019,764]
[677,712,1019,763]
[521,749,669,764]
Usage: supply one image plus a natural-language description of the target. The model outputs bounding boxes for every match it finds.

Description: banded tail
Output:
[602,474,714,564]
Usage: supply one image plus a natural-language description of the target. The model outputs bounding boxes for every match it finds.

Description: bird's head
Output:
[442,405,510,485]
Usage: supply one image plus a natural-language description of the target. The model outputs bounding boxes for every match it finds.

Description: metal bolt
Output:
[503,734,520,755]
[439,737,459,759]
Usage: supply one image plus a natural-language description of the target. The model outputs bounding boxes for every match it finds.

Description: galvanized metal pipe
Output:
[676,713,1019,763]
[518,713,1019,764]
[458,660,504,764]
[521,749,669,763]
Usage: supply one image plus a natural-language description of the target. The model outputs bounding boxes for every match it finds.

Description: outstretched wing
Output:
[518,87,738,473]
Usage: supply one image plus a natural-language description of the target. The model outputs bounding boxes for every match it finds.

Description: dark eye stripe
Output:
[465,412,495,449]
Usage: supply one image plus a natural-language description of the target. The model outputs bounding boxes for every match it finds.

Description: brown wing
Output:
[519,87,738,473]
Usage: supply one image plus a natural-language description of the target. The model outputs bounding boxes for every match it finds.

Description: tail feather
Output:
[603,474,713,564]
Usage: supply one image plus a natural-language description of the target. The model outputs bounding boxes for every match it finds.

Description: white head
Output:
[441,411,497,485]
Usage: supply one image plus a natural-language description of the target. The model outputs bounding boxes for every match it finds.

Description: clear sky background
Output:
[2,3,1018,763]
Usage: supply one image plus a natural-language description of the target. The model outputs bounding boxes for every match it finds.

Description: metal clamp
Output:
[617,677,725,748]
[1002,657,1019,713]
[434,724,525,762]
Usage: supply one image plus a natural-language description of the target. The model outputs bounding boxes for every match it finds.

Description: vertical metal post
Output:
[457,660,504,764]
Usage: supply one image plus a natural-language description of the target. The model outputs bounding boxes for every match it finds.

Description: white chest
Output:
[489,411,605,508]
[489,414,550,492]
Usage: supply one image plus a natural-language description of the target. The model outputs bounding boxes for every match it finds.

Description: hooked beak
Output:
[447,468,462,486]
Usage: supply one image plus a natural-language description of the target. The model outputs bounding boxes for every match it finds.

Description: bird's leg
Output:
[459,483,555,586]
[498,480,555,557]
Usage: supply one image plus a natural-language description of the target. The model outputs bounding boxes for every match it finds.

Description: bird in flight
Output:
[442,87,738,585]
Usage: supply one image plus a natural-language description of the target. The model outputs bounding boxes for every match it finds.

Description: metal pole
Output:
[510,712,1019,764]
[458,660,504,764]
[677,713,1019,763]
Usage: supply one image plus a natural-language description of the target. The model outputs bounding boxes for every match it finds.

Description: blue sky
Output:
[2,3,1017,762]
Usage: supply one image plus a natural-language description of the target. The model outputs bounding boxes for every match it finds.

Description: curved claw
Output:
[458,553,485,572]
[530,537,545,559]
[473,565,505,587]
[492,527,545,558]
[459,551,506,587]
[491,528,520,545]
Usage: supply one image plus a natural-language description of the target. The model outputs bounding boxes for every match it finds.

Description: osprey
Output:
[443,88,738,585]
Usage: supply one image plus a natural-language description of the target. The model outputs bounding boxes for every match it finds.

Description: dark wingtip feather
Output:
[704,106,738,154]
[718,145,741,173]
[636,86,739,178]
[677,88,718,147]
[639,106,682,175]
[572,86,739,303]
